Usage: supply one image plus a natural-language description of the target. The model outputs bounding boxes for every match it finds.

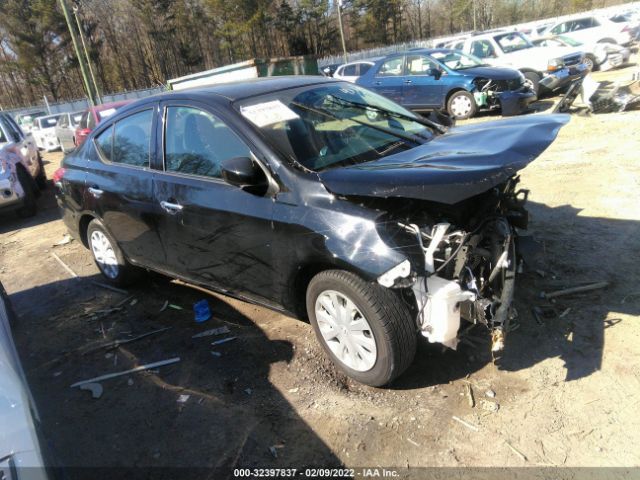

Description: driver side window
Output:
[164,106,251,179]
[406,55,438,75]
[471,40,496,59]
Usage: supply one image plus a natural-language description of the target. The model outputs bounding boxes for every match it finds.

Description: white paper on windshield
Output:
[240,100,299,127]
[99,108,117,120]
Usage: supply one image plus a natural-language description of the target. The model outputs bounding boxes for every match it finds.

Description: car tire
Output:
[87,219,141,287]
[523,72,540,95]
[306,269,416,387]
[15,167,37,218]
[584,54,599,72]
[446,91,477,120]
[35,154,47,190]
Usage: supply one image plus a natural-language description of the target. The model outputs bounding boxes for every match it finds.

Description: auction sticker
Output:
[240,100,299,127]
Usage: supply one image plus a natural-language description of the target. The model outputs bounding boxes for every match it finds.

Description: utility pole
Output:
[59,0,96,106]
[337,0,348,64]
[72,3,101,104]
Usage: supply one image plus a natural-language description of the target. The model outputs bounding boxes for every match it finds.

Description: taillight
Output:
[52,167,66,185]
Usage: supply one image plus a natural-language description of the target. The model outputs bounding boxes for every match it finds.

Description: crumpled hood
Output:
[318,114,570,205]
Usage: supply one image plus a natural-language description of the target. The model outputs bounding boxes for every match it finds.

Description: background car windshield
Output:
[39,115,61,128]
[494,32,532,53]
[71,112,84,126]
[430,51,484,69]
[557,35,582,46]
[237,83,434,171]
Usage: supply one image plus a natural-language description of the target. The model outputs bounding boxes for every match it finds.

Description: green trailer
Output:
[167,55,319,91]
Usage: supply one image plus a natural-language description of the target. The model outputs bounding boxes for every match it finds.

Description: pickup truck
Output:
[446,30,588,95]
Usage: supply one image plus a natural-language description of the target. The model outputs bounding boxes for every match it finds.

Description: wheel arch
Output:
[78,212,99,248]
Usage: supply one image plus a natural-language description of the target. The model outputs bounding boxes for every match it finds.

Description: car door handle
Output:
[88,187,104,199]
[374,81,382,86]
[404,79,412,84]
[160,200,183,215]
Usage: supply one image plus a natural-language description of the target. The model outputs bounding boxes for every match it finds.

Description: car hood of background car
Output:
[453,66,521,80]
[318,114,570,205]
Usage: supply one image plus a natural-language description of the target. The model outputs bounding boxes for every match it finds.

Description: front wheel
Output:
[584,54,599,72]
[87,219,141,287]
[446,91,477,120]
[306,270,416,387]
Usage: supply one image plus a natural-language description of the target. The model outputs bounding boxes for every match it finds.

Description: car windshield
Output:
[237,83,436,172]
[38,115,61,128]
[430,50,485,70]
[71,112,84,126]
[494,32,533,53]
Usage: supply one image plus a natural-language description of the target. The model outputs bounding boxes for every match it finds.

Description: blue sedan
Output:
[356,48,536,119]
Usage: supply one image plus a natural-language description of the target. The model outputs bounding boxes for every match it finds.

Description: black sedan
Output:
[54,77,569,386]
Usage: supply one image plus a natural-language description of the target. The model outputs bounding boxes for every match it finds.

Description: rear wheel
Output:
[15,167,37,218]
[306,270,416,387]
[87,219,141,287]
[584,54,599,72]
[446,91,477,119]
[35,154,47,190]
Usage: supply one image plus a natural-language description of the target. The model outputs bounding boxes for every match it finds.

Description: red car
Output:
[74,101,132,147]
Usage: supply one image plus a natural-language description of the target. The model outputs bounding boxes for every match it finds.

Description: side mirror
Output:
[428,67,442,80]
[221,156,268,194]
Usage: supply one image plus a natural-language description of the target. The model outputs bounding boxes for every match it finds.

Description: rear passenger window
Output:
[112,110,152,167]
[164,106,251,180]
[377,57,404,76]
[342,65,357,76]
[359,63,372,75]
[95,125,113,161]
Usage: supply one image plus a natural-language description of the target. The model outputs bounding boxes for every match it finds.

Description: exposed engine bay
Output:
[373,175,529,357]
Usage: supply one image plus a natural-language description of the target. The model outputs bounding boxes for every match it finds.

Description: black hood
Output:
[318,114,570,205]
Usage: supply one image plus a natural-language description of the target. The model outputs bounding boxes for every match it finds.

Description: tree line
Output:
[0,0,632,109]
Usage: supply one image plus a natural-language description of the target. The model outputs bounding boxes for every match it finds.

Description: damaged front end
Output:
[473,76,537,116]
[374,176,529,358]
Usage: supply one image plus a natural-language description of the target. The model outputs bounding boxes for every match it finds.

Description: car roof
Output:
[146,76,339,104]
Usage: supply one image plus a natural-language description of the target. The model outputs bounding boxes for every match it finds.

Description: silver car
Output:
[0,283,49,477]
[54,111,83,153]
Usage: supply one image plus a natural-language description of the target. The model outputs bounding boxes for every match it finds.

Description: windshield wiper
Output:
[325,95,448,135]
[289,101,426,146]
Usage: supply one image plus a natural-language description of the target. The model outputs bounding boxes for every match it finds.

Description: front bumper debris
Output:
[541,63,589,93]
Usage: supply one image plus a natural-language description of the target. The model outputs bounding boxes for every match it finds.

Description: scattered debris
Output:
[211,337,236,346]
[53,371,62,377]
[81,327,171,354]
[559,308,571,318]
[466,384,475,408]
[407,438,420,447]
[535,269,546,278]
[269,444,284,458]
[244,388,252,395]
[79,382,103,399]
[105,353,114,359]
[288,388,299,393]
[210,351,222,357]
[542,281,609,299]
[452,415,479,432]
[177,394,190,404]
[92,281,128,295]
[193,299,212,323]
[505,440,528,462]
[531,306,544,325]
[52,234,73,247]
[159,300,169,312]
[130,298,138,306]
[70,357,181,388]
[192,326,230,339]
[51,252,78,278]
[480,399,500,413]
[168,303,183,310]
[486,389,496,398]
[127,378,134,386]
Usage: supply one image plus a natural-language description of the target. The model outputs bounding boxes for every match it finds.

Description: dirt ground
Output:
[2,60,640,479]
